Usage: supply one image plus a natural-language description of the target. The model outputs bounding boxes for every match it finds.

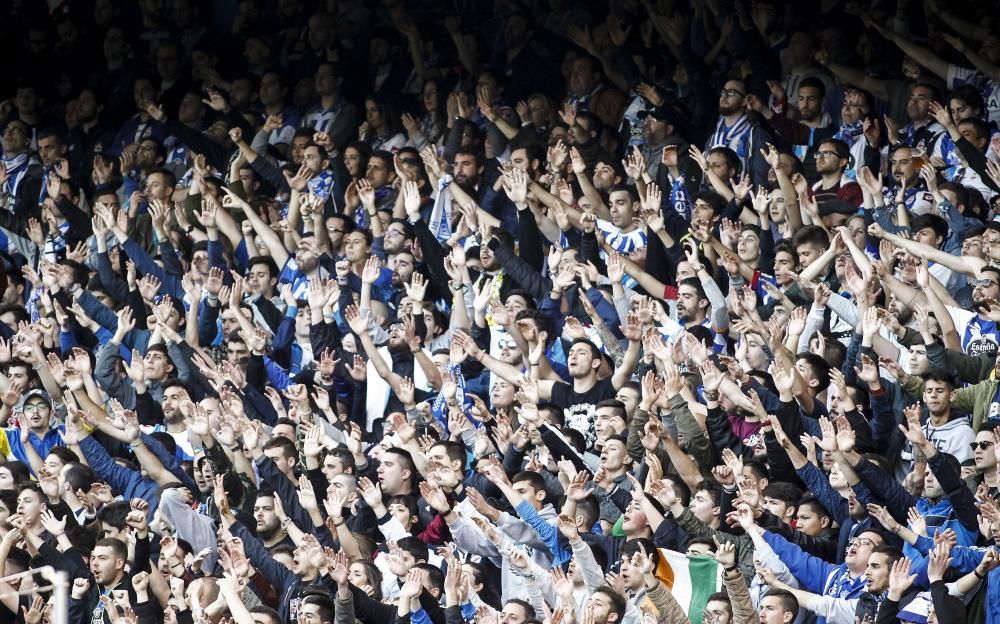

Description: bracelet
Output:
[975,568,986,579]
[724,565,738,573]
[129,440,143,449]
[529,361,540,366]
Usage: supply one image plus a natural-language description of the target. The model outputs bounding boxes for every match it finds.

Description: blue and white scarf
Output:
[833,119,864,143]
[669,179,692,220]
[428,175,455,243]
[708,114,751,160]
[308,170,333,204]
[2,153,29,210]
[432,363,468,435]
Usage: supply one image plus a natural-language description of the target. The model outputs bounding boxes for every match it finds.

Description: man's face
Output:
[509,148,535,175]
[758,596,792,624]
[303,146,326,176]
[608,191,634,228]
[156,45,180,81]
[253,495,281,537]
[295,238,320,273]
[599,439,628,472]
[391,253,415,287]
[690,489,718,524]
[586,592,618,624]
[143,349,173,381]
[568,58,597,97]
[907,86,934,122]
[384,222,409,254]
[290,136,310,165]
[16,489,44,524]
[366,156,393,188]
[718,80,746,116]
[973,430,998,471]
[377,452,410,496]
[90,545,124,586]
[692,200,716,225]
[247,263,275,296]
[794,504,827,537]
[797,86,824,121]
[320,453,345,481]
[7,365,29,392]
[974,271,1000,304]
[814,143,844,175]
[705,600,732,624]
[145,172,172,202]
[863,552,892,593]
[619,552,645,591]
[259,73,285,107]
[453,154,480,188]
[844,532,880,569]
[796,243,825,269]
[677,285,705,323]
[907,344,930,376]
[37,137,64,167]
[594,408,625,442]
[593,162,617,191]
[615,388,639,417]
[923,379,952,416]
[499,602,529,624]
[1,122,29,154]
[737,229,760,263]
[761,497,793,523]
[161,386,190,422]
[706,152,735,181]
[22,398,51,431]
[949,97,978,123]
[566,343,598,379]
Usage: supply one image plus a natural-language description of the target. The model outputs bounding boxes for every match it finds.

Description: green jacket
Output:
[903,375,1000,430]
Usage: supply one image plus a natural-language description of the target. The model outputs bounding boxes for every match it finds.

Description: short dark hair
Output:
[762,589,799,620]
[924,369,956,389]
[592,586,626,623]
[694,191,727,217]
[796,352,832,392]
[97,501,130,529]
[793,225,830,251]
[247,256,280,279]
[396,536,428,562]
[148,167,176,189]
[910,214,949,245]
[568,338,601,362]
[94,537,129,562]
[431,440,467,472]
[263,437,298,461]
[799,76,826,98]
[762,482,803,509]
[511,471,547,494]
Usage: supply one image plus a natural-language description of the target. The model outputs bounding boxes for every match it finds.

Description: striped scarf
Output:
[428,175,455,242]
[308,170,334,203]
[708,114,751,158]
[2,152,29,207]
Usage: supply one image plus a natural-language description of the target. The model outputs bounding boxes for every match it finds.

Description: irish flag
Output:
[653,550,722,624]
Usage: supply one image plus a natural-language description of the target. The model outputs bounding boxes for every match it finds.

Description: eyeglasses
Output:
[971,441,996,450]
[813,150,840,160]
[720,88,745,98]
[974,278,997,288]
[22,403,49,414]
[849,537,876,548]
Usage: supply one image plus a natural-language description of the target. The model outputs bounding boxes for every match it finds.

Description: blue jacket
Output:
[763,530,867,624]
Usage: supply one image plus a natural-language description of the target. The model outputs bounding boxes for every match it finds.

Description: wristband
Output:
[724,565,738,573]
[529,361,540,366]
[975,568,986,579]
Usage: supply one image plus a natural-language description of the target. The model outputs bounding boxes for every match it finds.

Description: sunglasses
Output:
[971,441,996,451]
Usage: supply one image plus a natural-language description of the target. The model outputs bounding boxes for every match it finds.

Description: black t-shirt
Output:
[549,377,616,448]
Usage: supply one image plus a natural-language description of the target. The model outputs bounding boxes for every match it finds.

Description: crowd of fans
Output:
[6,0,1000,623]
